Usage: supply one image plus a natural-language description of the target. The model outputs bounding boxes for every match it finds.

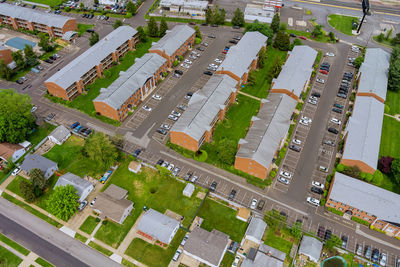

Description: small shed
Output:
[236,207,251,222]
[128,161,141,173]
[183,183,195,197]
[48,125,71,145]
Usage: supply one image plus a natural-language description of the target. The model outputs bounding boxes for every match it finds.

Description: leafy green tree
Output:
[79,2,84,11]
[279,22,287,32]
[94,0,99,5]
[312,24,323,37]
[205,8,212,24]
[194,26,202,39]
[19,179,35,203]
[271,13,280,33]
[377,33,384,42]
[47,185,79,221]
[325,234,342,250]
[290,221,303,239]
[0,90,35,143]
[126,1,137,14]
[30,168,46,190]
[270,56,283,78]
[391,158,400,184]
[38,33,53,52]
[148,17,159,37]
[290,38,303,50]
[159,17,168,37]
[372,170,383,185]
[329,31,336,42]
[388,59,400,92]
[12,51,26,69]
[231,8,245,27]
[89,32,99,46]
[353,56,364,69]
[390,46,400,64]
[216,8,226,25]
[257,46,267,68]
[83,132,118,168]
[0,59,13,80]
[113,19,123,29]
[24,45,37,67]
[391,33,400,46]
[217,139,236,165]
[137,26,147,42]
[245,21,274,40]
[274,31,290,51]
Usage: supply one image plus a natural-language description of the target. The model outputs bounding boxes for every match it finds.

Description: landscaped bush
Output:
[173,60,179,67]
[341,165,362,179]
[195,38,201,44]
[351,216,370,226]
[360,172,367,180]
[320,198,326,206]
[194,150,208,162]
[269,169,277,178]
[327,207,344,216]
[379,156,394,174]
[365,173,373,182]
[178,55,183,61]
[336,163,345,172]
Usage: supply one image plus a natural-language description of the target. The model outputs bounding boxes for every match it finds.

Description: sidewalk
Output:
[0,240,40,267]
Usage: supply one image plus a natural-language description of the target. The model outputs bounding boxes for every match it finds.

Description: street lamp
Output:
[357,0,370,33]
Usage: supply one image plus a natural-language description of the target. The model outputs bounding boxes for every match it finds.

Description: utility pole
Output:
[357,0,370,34]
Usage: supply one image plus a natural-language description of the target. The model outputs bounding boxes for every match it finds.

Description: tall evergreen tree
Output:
[231,8,245,27]
[159,17,168,37]
[271,13,280,33]
[147,17,159,37]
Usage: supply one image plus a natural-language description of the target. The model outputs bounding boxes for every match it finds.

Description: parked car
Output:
[142,105,152,112]
[171,111,181,117]
[83,128,92,136]
[331,118,341,125]
[78,200,88,211]
[46,113,55,121]
[203,71,213,76]
[319,166,328,172]
[332,107,343,114]
[229,189,236,200]
[210,181,217,192]
[324,229,332,240]
[317,226,325,238]
[355,243,363,256]
[31,106,37,113]
[177,105,186,111]
[190,175,198,183]
[326,52,335,57]
[257,200,265,210]
[172,167,180,176]
[208,34,216,38]
[299,36,307,40]
[161,161,169,168]
[364,245,372,259]
[250,199,257,209]
[31,67,40,74]
[184,59,192,64]
[156,159,164,166]
[12,167,21,176]
[319,69,328,75]
[161,124,171,130]
[316,78,325,84]
[180,63,190,69]
[324,140,335,146]
[79,127,88,134]
[172,249,182,261]
[306,197,320,206]
[289,144,301,152]
[184,171,193,181]
[152,94,162,100]
[311,186,323,194]
[74,125,82,132]
[133,149,141,157]
[167,163,174,172]
[100,170,112,184]
[312,92,321,97]
[229,40,238,44]
[196,46,205,51]
[292,139,301,145]
[90,197,97,207]
[328,127,339,134]
[16,79,24,84]
[372,248,379,263]
[185,92,193,99]
[232,256,240,267]
[168,114,178,121]
[278,176,290,185]
[157,128,167,135]
[289,33,297,37]
[380,253,387,267]
[312,181,324,189]
[334,103,344,109]
[174,69,183,75]
[280,171,292,179]
[180,233,189,246]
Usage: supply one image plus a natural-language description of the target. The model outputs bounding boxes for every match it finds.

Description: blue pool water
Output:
[5,37,36,50]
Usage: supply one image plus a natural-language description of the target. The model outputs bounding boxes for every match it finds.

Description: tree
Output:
[126,1,137,14]
[271,13,280,33]
[89,31,99,46]
[194,26,202,40]
[386,28,393,40]
[113,19,123,29]
[391,33,400,46]
[0,90,35,143]
[231,8,245,27]
[217,139,236,165]
[19,179,35,203]
[377,33,384,42]
[94,0,99,4]
[24,45,37,67]
[279,22,287,32]
[257,46,267,68]
[47,185,79,221]
[274,31,290,51]
[216,8,226,25]
[325,235,342,251]
[83,132,118,168]
[30,168,46,190]
[270,56,282,78]
[312,24,323,38]
[148,17,159,37]
[245,21,274,41]
[137,26,147,42]
[353,56,364,69]
[205,8,212,25]
[329,31,336,42]
[12,50,25,69]
[38,33,53,52]
[379,156,394,174]
[290,221,303,239]
[390,158,400,185]
[372,170,383,185]
[159,17,168,37]
[0,59,13,80]
[79,2,85,11]
[111,134,124,148]
[388,59,400,92]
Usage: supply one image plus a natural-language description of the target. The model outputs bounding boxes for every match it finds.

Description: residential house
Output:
[92,184,133,224]
[0,43,13,64]
[48,125,71,145]
[149,25,195,67]
[326,172,400,237]
[170,74,237,151]
[21,154,58,179]
[54,172,94,202]
[242,244,286,267]
[0,3,77,38]
[298,236,323,263]
[137,208,180,245]
[183,227,230,267]
[93,53,167,121]
[244,217,267,244]
[159,0,209,15]
[45,26,139,100]
[216,31,268,86]
[0,141,30,162]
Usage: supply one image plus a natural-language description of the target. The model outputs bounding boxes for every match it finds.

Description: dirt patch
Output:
[133,180,144,197]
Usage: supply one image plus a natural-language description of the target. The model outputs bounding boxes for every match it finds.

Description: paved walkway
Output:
[0,240,41,267]
[237,90,262,101]
[117,211,145,254]
[384,113,400,122]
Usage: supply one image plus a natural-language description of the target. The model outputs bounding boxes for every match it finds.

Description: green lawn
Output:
[77,24,94,37]
[327,14,358,35]
[197,198,248,242]
[79,216,99,235]
[241,46,287,98]
[125,229,186,267]
[380,116,400,159]
[75,233,88,243]
[88,241,113,256]
[385,90,400,116]
[23,0,65,7]
[220,253,235,267]
[122,258,138,267]
[27,123,56,147]
[263,227,294,256]
[40,44,64,61]
[94,157,203,248]
[43,135,107,178]
[6,175,24,197]
[0,245,23,266]
[286,29,331,43]
[35,257,54,267]
[0,233,29,256]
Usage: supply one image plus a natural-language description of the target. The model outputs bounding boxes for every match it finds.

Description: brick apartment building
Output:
[216,31,267,85]
[327,172,400,238]
[0,3,77,38]
[149,25,195,67]
[93,53,168,121]
[341,48,390,174]
[45,26,138,100]
[0,43,12,64]
[170,74,238,151]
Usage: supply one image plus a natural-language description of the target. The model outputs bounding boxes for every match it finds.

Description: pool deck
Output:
[0,28,41,53]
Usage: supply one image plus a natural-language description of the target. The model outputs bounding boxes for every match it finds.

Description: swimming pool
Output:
[321,256,347,267]
[5,37,36,50]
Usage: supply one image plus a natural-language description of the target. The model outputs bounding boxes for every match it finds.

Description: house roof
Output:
[94,53,166,110]
[160,0,208,9]
[21,154,57,175]
[183,183,195,195]
[62,31,77,41]
[342,96,384,170]
[242,251,284,267]
[298,236,323,262]
[244,4,274,24]
[46,26,137,89]
[150,25,195,57]
[358,48,390,101]
[183,227,229,267]
[259,244,286,262]
[54,172,92,198]
[271,45,317,98]
[217,31,268,79]
[171,74,237,141]
[137,209,180,244]
[0,143,23,160]
[236,93,297,169]
[49,125,70,143]
[103,184,128,200]
[245,217,267,242]
[0,3,75,28]
[330,172,400,224]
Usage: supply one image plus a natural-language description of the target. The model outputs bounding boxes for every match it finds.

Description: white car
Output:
[142,105,152,111]
[180,63,190,69]
[280,170,292,179]
[215,58,223,63]
[152,94,162,100]
[326,52,335,57]
[172,249,182,261]
[310,96,318,101]
[312,181,324,189]
[301,116,312,123]
[90,197,97,207]
[31,106,37,113]
[168,114,178,121]
[209,63,218,68]
[331,118,341,125]
[161,161,169,168]
[250,199,257,209]
[319,166,328,172]
[316,78,325,84]
[184,59,192,64]
[161,124,171,130]
[167,163,175,171]
[191,51,200,57]
[380,253,387,267]
[308,99,317,105]
[171,111,181,117]
[307,197,320,206]
[12,167,21,176]
[299,119,309,126]
[189,54,197,60]
[232,256,240,267]
[292,139,301,145]
[180,233,189,246]
[278,176,290,185]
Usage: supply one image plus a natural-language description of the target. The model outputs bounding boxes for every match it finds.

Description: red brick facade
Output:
[0,47,13,64]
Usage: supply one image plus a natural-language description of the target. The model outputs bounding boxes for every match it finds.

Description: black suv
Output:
[289,144,301,152]
[312,92,321,97]
[210,181,217,192]
[174,70,183,75]
[324,229,332,240]
[311,186,323,194]
[229,189,236,200]
[332,107,343,114]
[328,127,339,134]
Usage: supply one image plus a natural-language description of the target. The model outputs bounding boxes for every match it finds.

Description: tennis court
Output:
[5,37,36,50]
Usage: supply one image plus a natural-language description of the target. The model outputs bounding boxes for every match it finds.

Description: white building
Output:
[48,125,71,145]
[244,4,275,24]
[244,217,267,244]
[159,0,208,16]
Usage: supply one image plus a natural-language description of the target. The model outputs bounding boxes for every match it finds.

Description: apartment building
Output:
[45,26,138,100]
[159,0,209,15]
[234,93,297,179]
[149,25,195,67]
[270,45,317,101]
[0,3,77,38]
[170,74,238,151]
[327,172,400,237]
[216,31,268,85]
[93,53,168,121]
[341,48,389,174]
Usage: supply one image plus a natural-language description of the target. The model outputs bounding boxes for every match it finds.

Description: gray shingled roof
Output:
[171,74,237,141]
[54,172,92,197]
[49,125,70,143]
[160,0,208,9]
[330,173,400,224]
[94,53,166,110]
[137,209,180,244]
[150,25,195,57]
[298,236,323,262]
[217,31,267,79]
[245,217,267,242]
[183,227,229,267]
[241,251,284,267]
[236,93,296,169]
[272,45,317,98]
[0,3,74,28]
[45,26,137,89]
[21,154,57,175]
[259,244,286,262]
[358,48,390,101]
[342,96,384,170]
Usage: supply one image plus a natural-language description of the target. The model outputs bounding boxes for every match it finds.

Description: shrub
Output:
[173,60,179,67]
[327,207,344,216]
[195,37,201,44]
[384,104,390,113]
[372,170,383,186]
[365,173,373,182]
[95,217,101,222]
[323,190,328,197]
[351,216,370,226]
[336,163,345,172]
[379,156,394,174]
[320,198,326,206]
[269,169,277,178]
[163,72,168,77]
[102,220,108,225]
[194,150,208,162]
[64,6,71,12]
[179,55,183,61]
[125,12,133,18]
[360,172,367,180]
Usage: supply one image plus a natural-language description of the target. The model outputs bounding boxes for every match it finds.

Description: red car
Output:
[319,69,328,75]
[299,36,307,40]
[222,50,227,54]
